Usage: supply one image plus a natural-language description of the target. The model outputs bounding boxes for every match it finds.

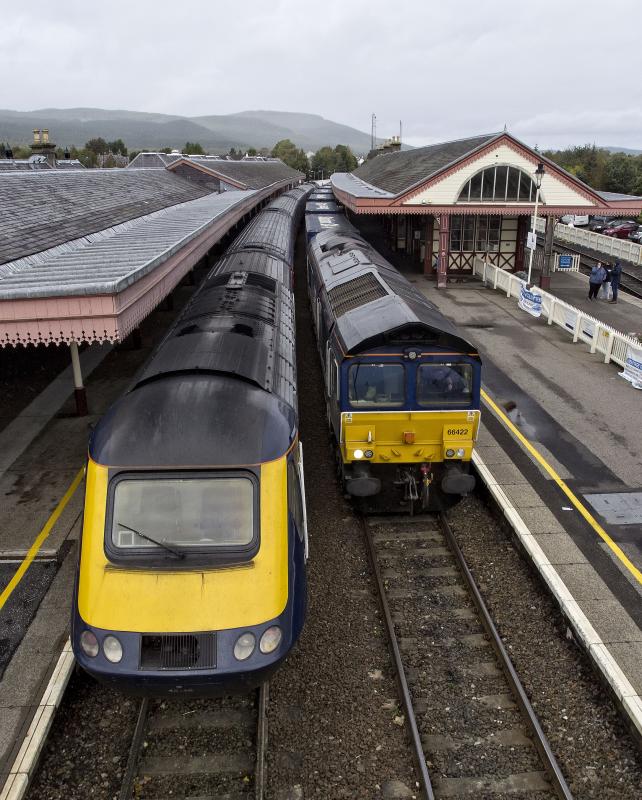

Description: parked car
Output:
[629,228,642,244]
[589,215,618,232]
[603,220,639,238]
[560,214,589,226]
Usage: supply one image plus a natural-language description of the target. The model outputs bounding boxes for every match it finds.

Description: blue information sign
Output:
[558,254,573,269]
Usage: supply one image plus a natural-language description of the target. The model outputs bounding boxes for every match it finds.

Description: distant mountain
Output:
[604,146,642,155]
[0,107,378,154]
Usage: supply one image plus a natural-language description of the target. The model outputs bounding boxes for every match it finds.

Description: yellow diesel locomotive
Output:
[306,212,481,513]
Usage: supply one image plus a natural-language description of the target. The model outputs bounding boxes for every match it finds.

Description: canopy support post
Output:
[70,341,88,416]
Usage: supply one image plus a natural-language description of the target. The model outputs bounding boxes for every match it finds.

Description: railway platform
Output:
[413,272,642,736]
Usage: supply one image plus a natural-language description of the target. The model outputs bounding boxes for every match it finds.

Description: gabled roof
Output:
[353,133,501,194]
[0,168,209,265]
[169,157,304,190]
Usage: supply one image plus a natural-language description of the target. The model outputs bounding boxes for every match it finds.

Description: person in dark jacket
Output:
[600,263,612,300]
[588,262,606,300]
[610,260,622,303]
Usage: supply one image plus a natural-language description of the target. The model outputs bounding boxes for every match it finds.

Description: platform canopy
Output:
[0,168,298,347]
[332,132,642,218]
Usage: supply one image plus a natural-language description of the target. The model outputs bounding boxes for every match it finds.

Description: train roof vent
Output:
[328,272,389,317]
[326,250,371,276]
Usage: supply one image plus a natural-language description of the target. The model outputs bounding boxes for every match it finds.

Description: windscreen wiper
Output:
[117,522,185,560]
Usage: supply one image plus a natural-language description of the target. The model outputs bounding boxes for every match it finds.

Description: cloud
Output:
[3,0,642,149]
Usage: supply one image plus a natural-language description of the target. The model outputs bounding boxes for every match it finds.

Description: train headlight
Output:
[259,626,282,654]
[353,449,364,460]
[80,630,99,658]
[103,635,123,663]
[234,632,256,661]
[456,448,466,458]
[445,448,456,458]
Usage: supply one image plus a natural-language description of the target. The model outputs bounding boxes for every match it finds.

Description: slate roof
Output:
[0,159,52,171]
[127,152,184,169]
[0,190,257,298]
[352,133,501,195]
[0,168,210,266]
[596,190,642,202]
[181,158,304,190]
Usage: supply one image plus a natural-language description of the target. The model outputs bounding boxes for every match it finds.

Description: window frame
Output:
[104,469,260,569]
[457,165,536,203]
[415,362,474,408]
[347,362,406,409]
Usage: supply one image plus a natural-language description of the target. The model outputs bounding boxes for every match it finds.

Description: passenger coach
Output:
[73,187,310,695]
[306,213,482,512]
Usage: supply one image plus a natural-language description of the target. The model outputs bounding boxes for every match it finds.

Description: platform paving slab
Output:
[0,344,110,481]
[533,533,589,565]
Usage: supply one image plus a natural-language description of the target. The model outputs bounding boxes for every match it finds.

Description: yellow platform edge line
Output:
[0,466,85,612]
[481,389,642,586]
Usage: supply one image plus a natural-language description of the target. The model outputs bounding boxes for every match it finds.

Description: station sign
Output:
[558,254,573,269]
[526,231,537,250]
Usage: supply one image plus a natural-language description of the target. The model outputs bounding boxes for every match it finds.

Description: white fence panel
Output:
[474,258,640,370]
[530,217,642,266]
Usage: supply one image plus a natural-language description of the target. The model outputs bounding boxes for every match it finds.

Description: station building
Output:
[331,132,642,287]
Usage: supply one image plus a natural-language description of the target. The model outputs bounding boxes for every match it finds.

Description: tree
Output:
[311,146,335,176]
[311,144,358,177]
[107,138,127,156]
[333,144,358,172]
[228,147,243,160]
[247,147,257,157]
[85,137,109,156]
[603,153,638,195]
[183,141,205,155]
[271,139,309,172]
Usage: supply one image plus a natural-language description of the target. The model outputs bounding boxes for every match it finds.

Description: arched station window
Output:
[457,166,537,203]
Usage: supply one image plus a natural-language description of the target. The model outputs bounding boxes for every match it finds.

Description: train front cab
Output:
[324,343,481,507]
[72,443,308,696]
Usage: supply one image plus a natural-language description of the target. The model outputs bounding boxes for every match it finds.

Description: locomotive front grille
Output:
[140,633,216,671]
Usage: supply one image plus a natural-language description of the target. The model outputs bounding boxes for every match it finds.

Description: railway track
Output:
[539,234,642,299]
[362,512,574,800]
[119,684,268,800]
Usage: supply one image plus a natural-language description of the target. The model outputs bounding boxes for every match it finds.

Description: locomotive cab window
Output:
[416,363,472,406]
[349,363,405,407]
[107,473,257,563]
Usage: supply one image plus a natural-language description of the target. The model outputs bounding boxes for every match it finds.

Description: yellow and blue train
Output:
[306,210,482,513]
[72,186,310,695]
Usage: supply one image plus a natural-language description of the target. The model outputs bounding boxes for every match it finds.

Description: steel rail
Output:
[119,697,149,800]
[438,511,574,800]
[361,516,435,800]
[255,682,269,800]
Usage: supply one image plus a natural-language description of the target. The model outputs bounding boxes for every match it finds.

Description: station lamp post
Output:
[526,162,545,285]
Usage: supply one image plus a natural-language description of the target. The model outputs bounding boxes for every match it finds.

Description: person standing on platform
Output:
[588,262,605,300]
[600,263,613,300]
[610,260,622,303]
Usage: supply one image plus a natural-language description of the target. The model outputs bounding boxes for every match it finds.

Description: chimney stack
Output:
[31,126,57,166]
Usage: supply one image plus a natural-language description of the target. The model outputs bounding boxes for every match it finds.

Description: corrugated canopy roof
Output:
[352,133,501,195]
[0,190,256,299]
[0,168,210,266]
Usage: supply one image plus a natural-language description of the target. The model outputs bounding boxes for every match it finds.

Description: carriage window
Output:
[110,476,254,552]
[416,364,473,407]
[348,363,405,407]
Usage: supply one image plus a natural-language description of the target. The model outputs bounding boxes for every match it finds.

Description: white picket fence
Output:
[474,257,639,368]
[534,217,642,266]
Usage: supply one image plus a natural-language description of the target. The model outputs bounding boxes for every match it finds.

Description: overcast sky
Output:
[3,0,641,150]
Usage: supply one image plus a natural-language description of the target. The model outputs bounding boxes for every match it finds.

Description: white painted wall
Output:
[404,143,594,208]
